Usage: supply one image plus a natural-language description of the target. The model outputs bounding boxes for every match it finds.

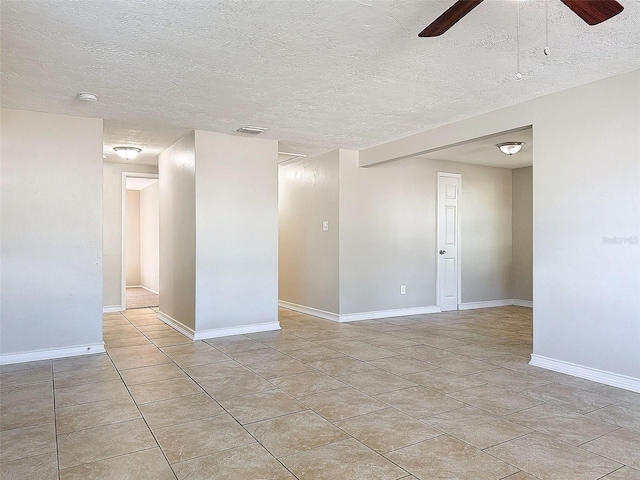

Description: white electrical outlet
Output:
[400,285,406,295]
[322,221,329,231]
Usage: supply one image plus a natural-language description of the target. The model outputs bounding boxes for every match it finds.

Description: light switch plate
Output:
[322,221,329,231]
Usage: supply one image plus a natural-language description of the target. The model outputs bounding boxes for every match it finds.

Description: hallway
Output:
[1,307,639,479]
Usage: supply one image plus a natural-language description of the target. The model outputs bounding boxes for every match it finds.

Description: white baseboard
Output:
[339,306,441,323]
[103,305,124,313]
[0,343,106,365]
[459,299,533,310]
[530,354,640,393]
[513,299,533,308]
[156,311,195,340]
[279,301,441,323]
[126,285,142,288]
[194,322,281,341]
[278,301,339,322]
[140,286,159,295]
[156,311,280,341]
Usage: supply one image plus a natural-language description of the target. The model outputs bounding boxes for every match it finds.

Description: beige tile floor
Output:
[1,306,640,479]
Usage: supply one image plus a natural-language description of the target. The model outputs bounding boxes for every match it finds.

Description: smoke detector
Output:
[236,126,269,135]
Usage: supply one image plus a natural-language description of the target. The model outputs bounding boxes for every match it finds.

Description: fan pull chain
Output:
[516,0,522,79]
[544,0,551,55]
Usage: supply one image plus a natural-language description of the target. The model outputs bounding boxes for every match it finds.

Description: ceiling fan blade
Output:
[560,0,624,25]
[419,0,484,37]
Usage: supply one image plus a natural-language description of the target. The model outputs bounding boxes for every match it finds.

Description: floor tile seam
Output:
[439,394,544,417]
[0,380,54,393]
[57,445,161,475]
[476,433,546,477]
[277,434,411,478]
[101,344,179,479]
[51,360,62,477]
[0,450,59,468]
[574,426,625,449]
[59,444,160,471]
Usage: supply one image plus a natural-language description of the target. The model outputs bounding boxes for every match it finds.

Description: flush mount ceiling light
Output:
[236,126,269,135]
[78,92,98,102]
[497,142,525,156]
[113,146,142,159]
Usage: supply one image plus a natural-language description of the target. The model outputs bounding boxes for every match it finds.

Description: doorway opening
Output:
[122,173,159,309]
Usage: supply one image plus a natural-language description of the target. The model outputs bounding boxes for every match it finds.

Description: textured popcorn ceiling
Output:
[1,0,639,165]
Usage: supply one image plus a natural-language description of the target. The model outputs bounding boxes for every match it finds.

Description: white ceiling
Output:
[126,177,158,191]
[2,1,639,165]
[418,128,533,168]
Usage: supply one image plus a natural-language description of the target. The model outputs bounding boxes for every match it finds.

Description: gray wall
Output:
[140,182,159,292]
[125,190,141,286]
[159,132,196,330]
[103,163,158,308]
[1,109,103,355]
[512,166,533,302]
[194,131,279,331]
[338,150,513,314]
[279,150,340,314]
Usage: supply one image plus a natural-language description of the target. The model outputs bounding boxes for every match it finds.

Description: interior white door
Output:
[437,173,461,311]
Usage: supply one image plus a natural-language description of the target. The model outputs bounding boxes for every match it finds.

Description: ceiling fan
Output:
[418,0,624,37]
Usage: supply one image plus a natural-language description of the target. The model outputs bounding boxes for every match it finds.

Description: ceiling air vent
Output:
[236,126,269,135]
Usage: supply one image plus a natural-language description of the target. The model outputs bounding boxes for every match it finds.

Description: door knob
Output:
[439,250,446,255]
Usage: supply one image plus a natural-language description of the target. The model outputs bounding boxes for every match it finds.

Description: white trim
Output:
[436,172,462,311]
[156,311,279,341]
[121,172,159,313]
[278,301,340,322]
[530,354,640,393]
[0,344,106,365]
[194,322,281,340]
[103,305,124,313]
[512,299,533,308]
[458,299,515,310]
[279,301,442,323]
[156,311,195,340]
[126,285,159,295]
[458,299,533,310]
[339,306,441,323]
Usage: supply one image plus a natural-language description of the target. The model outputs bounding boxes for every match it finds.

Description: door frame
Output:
[121,172,159,311]
[436,172,462,311]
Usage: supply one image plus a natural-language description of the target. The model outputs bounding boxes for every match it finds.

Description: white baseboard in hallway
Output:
[0,343,106,365]
[278,301,339,322]
[157,311,280,341]
[459,299,533,310]
[103,305,124,313]
[339,306,441,322]
[279,300,441,323]
[530,354,640,393]
[156,311,195,339]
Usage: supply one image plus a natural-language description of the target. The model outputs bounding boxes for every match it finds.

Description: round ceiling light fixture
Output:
[78,92,98,102]
[496,142,525,156]
[113,146,142,159]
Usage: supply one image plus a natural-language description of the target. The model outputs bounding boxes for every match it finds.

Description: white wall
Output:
[125,190,141,286]
[279,150,340,314]
[140,181,159,293]
[1,109,103,359]
[512,167,533,302]
[194,131,279,332]
[159,132,196,330]
[532,71,640,381]
[338,150,513,314]
[103,163,158,308]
